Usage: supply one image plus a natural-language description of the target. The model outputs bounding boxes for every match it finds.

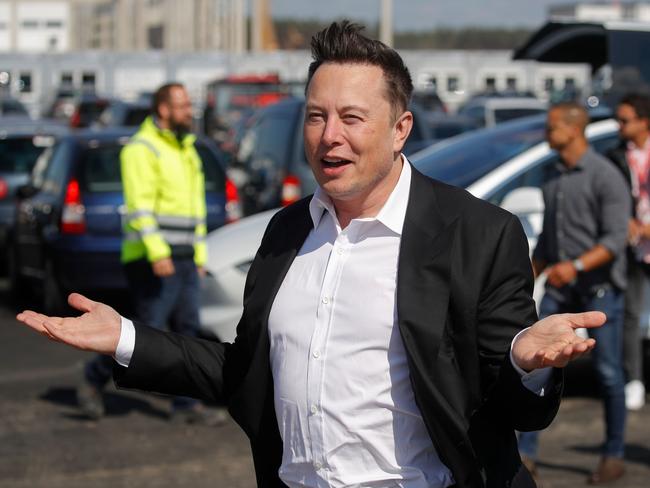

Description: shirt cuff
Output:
[510,328,553,396]
[114,316,135,367]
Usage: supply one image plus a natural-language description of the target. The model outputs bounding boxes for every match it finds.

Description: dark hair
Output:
[550,101,589,132]
[619,93,650,120]
[306,20,413,118]
[152,82,185,117]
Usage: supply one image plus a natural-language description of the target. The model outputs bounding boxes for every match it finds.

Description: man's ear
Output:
[157,103,170,121]
[393,110,414,154]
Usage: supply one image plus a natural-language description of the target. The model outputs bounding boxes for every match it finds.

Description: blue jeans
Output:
[85,256,201,410]
[519,286,626,459]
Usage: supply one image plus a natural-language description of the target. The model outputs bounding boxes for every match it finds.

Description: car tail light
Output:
[69,109,81,128]
[0,178,7,199]
[61,179,86,234]
[281,174,301,207]
[225,178,242,223]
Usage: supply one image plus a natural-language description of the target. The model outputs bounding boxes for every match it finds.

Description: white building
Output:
[550,1,650,22]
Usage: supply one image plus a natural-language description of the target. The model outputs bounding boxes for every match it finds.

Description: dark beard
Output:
[171,120,191,140]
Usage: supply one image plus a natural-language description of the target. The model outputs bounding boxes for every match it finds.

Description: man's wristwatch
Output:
[572,258,585,273]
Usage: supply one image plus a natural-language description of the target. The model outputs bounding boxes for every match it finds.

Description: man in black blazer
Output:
[18,22,605,488]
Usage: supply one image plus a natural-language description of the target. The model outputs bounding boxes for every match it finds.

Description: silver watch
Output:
[572,258,585,272]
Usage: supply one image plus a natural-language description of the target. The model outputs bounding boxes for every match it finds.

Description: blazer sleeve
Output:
[475,213,563,432]
[113,211,283,403]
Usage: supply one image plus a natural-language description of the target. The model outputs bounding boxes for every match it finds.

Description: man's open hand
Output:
[16,293,122,356]
[512,311,606,371]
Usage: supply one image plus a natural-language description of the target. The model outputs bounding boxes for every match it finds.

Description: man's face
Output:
[303,62,412,207]
[545,108,574,151]
[616,103,648,142]
[160,86,193,133]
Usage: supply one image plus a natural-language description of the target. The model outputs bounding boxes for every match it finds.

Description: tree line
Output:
[273,19,533,50]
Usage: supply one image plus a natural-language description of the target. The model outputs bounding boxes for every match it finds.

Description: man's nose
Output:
[321,117,343,145]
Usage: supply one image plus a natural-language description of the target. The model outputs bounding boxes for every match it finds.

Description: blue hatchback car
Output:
[11,127,237,312]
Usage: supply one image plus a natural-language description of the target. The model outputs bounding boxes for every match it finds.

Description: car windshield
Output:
[412,115,546,188]
[0,136,51,173]
[493,108,546,123]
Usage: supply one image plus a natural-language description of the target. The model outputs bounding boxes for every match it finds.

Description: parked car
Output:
[0,96,30,117]
[424,112,480,143]
[46,92,110,129]
[11,128,240,312]
[457,95,547,128]
[199,114,633,346]
[236,98,434,216]
[0,118,67,272]
[95,99,150,128]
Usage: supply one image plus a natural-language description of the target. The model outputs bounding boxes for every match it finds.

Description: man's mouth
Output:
[321,158,351,168]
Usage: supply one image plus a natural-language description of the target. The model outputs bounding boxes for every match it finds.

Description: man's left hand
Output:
[512,311,605,371]
[545,261,577,288]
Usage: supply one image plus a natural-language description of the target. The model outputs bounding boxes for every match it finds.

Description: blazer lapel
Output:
[397,168,457,366]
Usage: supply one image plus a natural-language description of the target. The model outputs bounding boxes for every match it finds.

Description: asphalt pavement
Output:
[1,280,649,488]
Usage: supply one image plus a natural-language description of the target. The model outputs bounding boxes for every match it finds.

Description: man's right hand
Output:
[16,293,122,356]
[152,257,175,277]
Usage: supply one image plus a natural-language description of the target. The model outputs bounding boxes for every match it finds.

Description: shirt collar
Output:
[627,137,650,152]
[308,155,412,235]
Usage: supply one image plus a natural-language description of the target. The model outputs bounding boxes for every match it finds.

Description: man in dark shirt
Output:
[519,102,630,484]
[606,93,650,412]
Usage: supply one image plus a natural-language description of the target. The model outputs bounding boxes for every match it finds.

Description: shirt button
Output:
[322,297,329,304]
[311,404,318,414]
[337,248,344,255]
[314,461,322,470]
[313,350,321,358]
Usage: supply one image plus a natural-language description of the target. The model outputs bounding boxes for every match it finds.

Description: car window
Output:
[493,108,546,124]
[0,99,28,116]
[413,116,546,188]
[79,145,123,193]
[246,111,295,169]
[38,141,73,195]
[0,136,50,173]
[123,107,149,127]
[195,143,226,193]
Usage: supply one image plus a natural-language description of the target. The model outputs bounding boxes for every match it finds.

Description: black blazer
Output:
[115,167,562,488]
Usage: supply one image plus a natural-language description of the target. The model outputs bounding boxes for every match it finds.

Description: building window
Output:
[82,72,96,90]
[544,77,555,92]
[506,77,518,91]
[45,20,64,29]
[19,72,32,93]
[564,77,576,90]
[148,25,164,49]
[447,76,460,93]
[21,20,39,29]
[60,72,74,87]
[484,77,497,92]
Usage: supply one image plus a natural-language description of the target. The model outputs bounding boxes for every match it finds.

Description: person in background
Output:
[78,83,225,426]
[20,22,605,488]
[519,102,630,485]
[606,93,650,411]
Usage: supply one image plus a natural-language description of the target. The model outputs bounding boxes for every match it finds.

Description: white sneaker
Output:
[625,380,646,411]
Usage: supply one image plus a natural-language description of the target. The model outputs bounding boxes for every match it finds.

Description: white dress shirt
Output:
[114,157,551,488]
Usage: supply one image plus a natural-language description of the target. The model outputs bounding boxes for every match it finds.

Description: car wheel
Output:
[43,259,67,314]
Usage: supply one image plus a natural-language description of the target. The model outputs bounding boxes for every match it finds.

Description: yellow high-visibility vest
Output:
[120,116,207,266]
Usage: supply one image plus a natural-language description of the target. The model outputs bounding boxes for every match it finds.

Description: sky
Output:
[270,0,568,30]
